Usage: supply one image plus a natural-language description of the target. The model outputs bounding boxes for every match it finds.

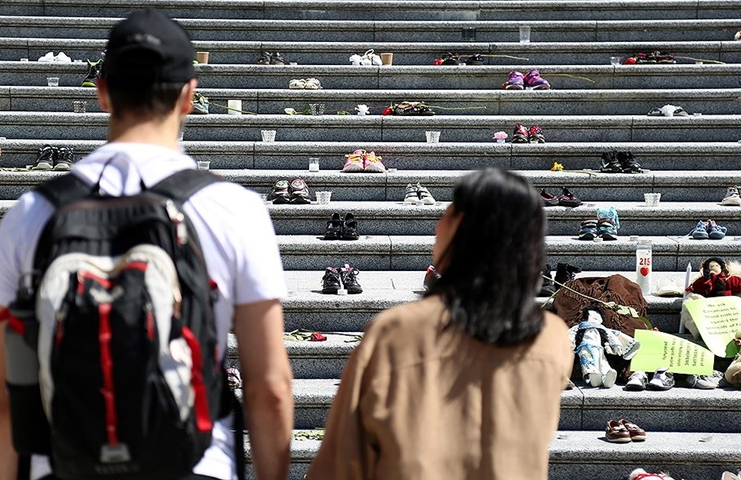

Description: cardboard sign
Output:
[630,330,714,375]
[683,296,741,358]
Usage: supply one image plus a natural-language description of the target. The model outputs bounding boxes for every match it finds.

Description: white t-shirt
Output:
[0,142,287,480]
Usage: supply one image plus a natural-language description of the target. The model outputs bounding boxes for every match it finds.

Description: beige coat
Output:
[305,295,573,480]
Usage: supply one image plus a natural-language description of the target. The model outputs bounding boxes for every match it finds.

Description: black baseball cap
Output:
[104,9,195,84]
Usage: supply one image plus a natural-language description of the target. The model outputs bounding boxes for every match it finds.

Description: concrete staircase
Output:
[1,1,741,478]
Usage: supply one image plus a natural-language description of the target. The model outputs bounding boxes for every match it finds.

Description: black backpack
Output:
[5,168,237,480]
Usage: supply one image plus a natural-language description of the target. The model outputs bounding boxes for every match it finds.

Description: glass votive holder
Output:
[20,58,28,62]
[316,191,332,205]
[47,77,59,87]
[261,130,276,142]
[519,26,531,43]
[644,193,661,207]
[310,103,325,115]
[72,101,87,113]
[610,56,621,66]
[309,157,320,172]
[227,99,242,115]
[197,160,211,171]
[425,131,441,143]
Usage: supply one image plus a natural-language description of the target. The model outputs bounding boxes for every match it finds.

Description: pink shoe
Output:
[342,149,365,172]
[363,151,385,172]
[524,69,551,90]
[503,71,525,90]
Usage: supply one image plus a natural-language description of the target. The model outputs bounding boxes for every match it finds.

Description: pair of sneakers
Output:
[600,150,643,173]
[322,264,363,294]
[32,145,74,171]
[502,70,551,90]
[38,51,72,63]
[540,187,581,207]
[403,183,436,205]
[721,186,741,206]
[512,124,545,143]
[268,178,311,204]
[289,78,321,89]
[323,213,359,240]
[257,52,286,65]
[579,206,620,241]
[690,219,727,240]
[624,368,675,391]
[342,149,385,173]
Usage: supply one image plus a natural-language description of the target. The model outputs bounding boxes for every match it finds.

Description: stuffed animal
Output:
[735,31,741,41]
[629,468,676,480]
[686,257,741,297]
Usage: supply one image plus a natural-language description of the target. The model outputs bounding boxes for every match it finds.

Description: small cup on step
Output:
[47,77,59,87]
[316,191,332,205]
[644,193,661,207]
[519,26,531,43]
[310,103,325,115]
[261,130,276,142]
[425,131,441,143]
[380,53,393,65]
[197,160,211,171]
[227,99,242,115]
[196,51,210,64]
[72,101,87,113]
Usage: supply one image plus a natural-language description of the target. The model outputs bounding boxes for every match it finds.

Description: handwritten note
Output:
[630,330,714,375]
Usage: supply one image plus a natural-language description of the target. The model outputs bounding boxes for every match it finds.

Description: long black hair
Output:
[425,168,546,346]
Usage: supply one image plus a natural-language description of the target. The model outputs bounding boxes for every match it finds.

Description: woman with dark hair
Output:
[305,168,573,480]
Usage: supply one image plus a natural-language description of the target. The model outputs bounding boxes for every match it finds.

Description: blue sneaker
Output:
[708,220,727,240]
[598,218,619,241]
[578,220,598,240]
[691,220,709,239]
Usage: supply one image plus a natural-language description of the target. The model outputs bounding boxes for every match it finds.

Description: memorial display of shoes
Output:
[267,178,312,204]
[539,187,581,207]
[623,51,676,64]
[502,70,551,90]
[349,49,382,66]
[342,149,386,173]
[321,264,363,294]
[289,78,322,89]
[190,92,210,114]
[600,150,643,173]
[579,206,620,241]
[647,104,690,116]
[31,145,75,171]
[403,183,436,205]
[81,58,104,87]
[721,186,741,206]
[511,123,545,143]
[690,219,727,240]
[38,51,72,63]
[257,52,286,65]
[323,212,359,240]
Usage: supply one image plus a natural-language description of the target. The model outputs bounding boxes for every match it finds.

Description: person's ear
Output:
[96,78,110,112]
[178,79,198,116]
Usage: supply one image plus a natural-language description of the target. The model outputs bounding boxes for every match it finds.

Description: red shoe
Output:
[528,125,545,143]
[512,123,529,143]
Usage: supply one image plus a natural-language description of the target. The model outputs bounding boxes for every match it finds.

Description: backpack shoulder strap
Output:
[34,174,92,209]
[149,169,220,204]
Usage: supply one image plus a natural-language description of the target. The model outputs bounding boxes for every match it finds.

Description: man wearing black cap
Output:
[0,10,293,480]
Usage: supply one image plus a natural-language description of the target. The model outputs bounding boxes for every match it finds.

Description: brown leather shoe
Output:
[619,418,646,441]
[605,420,631,443]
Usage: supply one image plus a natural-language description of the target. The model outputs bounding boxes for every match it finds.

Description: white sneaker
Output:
[416,183,436,205]
[722,186,741,206]
[602,369,617,388]
[37,52,55,62]
[403,184,419,204]
[55,52,72,63]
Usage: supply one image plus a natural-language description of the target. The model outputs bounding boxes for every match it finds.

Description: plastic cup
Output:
[519,26,531,43]
[380,53,394,65]
[72,100,87,113]
[425,131,441,143]
[228,99,242,115]
[197,160,211,171]
[309,158,320,172]
[316,191,332,204]
[644,193,661,207]
[610,56,621,66]
[310,103,325,115]
[47,77,59,87]
[196,51,210,64]
[261,130,276,142]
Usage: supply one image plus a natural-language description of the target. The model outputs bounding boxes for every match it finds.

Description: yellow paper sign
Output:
[630,330,714,375]
[683,296,741,358]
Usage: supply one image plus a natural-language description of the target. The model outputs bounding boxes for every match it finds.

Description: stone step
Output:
[3,86,740,116]
[271,234,741,271]
[2,62,740,89]
[1,38,739,65]
[275,378,741,432]
[0,169,737,203]
[278,269,687,332]
[248,430,741,480]
[2,139,740,171]
[1,113,738,142]
[2,0,737,21]
[1,16,740,42]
